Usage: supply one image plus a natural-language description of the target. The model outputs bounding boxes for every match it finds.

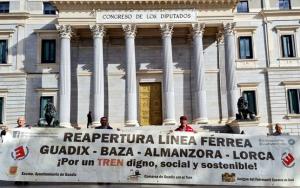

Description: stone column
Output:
[224,23,238,121]
[122,24,139,126]
[56,25,72,127]
[160,24,176,125]
[192,23,208,124]
[216,28,228,123]
[90,25,105,125]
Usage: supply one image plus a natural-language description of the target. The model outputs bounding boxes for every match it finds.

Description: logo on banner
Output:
[12,131,21,138]
[281,152,295,168]
[127,169,141,182]
[288,139,296,145]
[8,166,18,176]
[11,146,29,160]
[222,173,236,182]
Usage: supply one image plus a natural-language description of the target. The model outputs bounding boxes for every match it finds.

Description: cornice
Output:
[281,81,300,86]
[0,29,15,34]
[237,82,260,87]
[0,12,30,20]
[260,9,300,17]
[234,25,257,31]
[274,25,300,31]
[50,0,239,10]
[35,88,59,92]
[51,0,238,4]
[34,29,58,33]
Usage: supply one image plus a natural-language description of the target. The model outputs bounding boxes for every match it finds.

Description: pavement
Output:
[1,181,300,188]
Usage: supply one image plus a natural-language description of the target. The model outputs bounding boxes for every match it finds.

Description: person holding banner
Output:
[0,127,7,143]
[16,117,31,129]
[272,123,283,136]
[175,116,196,133]
[14,117,30,185]
[95,117,113,129]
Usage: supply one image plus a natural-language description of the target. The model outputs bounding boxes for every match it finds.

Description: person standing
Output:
[15,117,30,185]
[174,116,195,132]
[16,117,31,128]
[95,117,113,129]
[272,123,283,136]
[87,111,93,128]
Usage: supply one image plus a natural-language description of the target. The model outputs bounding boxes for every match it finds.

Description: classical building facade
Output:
[0,0,299,134]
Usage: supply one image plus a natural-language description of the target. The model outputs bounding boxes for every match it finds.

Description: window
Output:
[40,96,54,118]
[237,1,249,13]
[0,97,3,124]
[0,2,9,13]
[0,40,7,64]
[41,40,56,63]
[239,36,253,59]
[279,0,291,10]
[281,35,296,58]
[43,2,56,15]
[287,89,300,114]
[243,90,257,115]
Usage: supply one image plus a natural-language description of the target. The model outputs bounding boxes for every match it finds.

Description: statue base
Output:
[193,118,208,124]
[228,119,260,134]
[59,122,72,128]
[125,120,139,127]
[163,119,176,125]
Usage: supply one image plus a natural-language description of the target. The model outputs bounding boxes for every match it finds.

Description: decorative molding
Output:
[160,24,173,38]
[261,9,300,17]
[237,82,260,87]
[236,59,259,69]
[35,88,59,93]
[285,114,300,119]
[274,25,300,32]
[192,23,205,37]
[273,58,300,67]
[56,25,72,39]
[34,29,58,33]
[281,81,300,86]
[0,29,15,34]
[0,13,30,19]
[234,26,257,32]
[0,89,8,93]
[90,24,105,38]
[51,1,238,10]
[122,24,136,38]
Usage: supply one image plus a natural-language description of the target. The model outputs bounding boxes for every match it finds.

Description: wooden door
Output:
[139,82,162,125]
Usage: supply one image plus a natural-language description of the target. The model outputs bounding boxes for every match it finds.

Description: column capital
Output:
[223,22,236,35]
[122,24,136,38]
[160,24,174,38]
[56,25,72,39]
[90,24,105,38]
[192,23,205,37]
[216,27,224,44]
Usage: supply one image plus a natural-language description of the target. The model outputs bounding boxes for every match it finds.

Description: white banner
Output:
[0,128,299,186]
[96,10,198,24]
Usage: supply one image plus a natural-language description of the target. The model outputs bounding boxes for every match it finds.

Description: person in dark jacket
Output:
[87,111,93,128]
[272,124,283,136]
[95,117,113,129]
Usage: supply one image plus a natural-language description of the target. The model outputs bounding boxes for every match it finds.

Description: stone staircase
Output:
[120,124,233,134]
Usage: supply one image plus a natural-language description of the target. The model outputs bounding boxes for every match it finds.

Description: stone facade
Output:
[0,0,299,135]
